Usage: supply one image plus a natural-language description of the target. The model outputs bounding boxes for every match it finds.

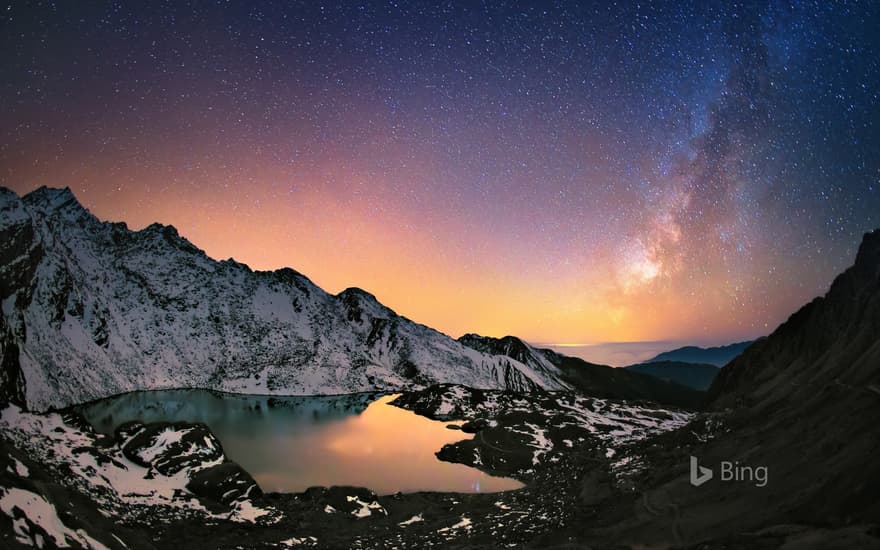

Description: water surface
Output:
[75,389,523,494]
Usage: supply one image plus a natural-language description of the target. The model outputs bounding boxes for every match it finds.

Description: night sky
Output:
[2,1,879,353]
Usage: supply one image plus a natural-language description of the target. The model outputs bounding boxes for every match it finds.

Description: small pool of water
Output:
[75,389,523,495]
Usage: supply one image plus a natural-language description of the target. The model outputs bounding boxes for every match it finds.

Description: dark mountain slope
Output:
[709,229,880,410]
[623,361,720,391]
[572,230,880,547]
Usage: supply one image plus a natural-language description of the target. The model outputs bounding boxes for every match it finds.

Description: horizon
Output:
[536,340,748,367]
[7,182,859,357]
[8,183,769,363]
[3,2,878,346]
[11,179,769,365]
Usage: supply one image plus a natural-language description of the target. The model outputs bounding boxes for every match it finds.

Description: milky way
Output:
[2,1,878,346]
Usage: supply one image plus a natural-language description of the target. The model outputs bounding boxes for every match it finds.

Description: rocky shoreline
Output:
[4,379,879,548]
[1,384,695,549]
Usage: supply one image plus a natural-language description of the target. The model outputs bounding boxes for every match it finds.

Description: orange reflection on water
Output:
[242,394,523,495]
[323,395,467,457]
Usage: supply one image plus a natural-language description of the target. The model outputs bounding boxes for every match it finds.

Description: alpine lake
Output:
[74,389,523,495]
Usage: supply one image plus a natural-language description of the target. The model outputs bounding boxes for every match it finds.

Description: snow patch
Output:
[279,535,318,547]
[509,422,553,465]
[0,487,109,549]
[346,495,386,518]
[7,457,29,477]
[398,513,423,526]
[437,515,473,533]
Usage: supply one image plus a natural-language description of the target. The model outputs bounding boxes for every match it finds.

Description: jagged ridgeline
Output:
[0,187,573,410]
[0,186,701,411]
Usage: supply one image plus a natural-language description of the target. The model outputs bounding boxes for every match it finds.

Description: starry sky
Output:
[2,1,879,359]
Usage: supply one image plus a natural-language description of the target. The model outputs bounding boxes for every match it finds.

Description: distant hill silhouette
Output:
[643,340,757,367]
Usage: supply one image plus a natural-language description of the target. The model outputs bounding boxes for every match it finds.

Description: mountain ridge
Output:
[1,186,575,411]
[457,333,703,406]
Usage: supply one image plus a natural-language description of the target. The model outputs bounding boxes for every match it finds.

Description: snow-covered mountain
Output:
[0,186,573,411]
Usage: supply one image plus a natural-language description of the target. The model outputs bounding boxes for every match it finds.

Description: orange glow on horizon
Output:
[40,179,781,347]
[7,159,800,349]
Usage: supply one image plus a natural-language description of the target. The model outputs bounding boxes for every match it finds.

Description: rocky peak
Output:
[0,188,31,230]
[132,221,206,257]
[458,333,534,363]
[337,287,394,321]
[854,228,880,272]
[338,287,380,302]
[22,186,82,214]
[269,267,316,295]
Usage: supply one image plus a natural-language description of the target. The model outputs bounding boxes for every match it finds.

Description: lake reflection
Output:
[75,390,523,495]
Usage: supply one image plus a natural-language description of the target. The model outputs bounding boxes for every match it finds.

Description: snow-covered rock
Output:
[392,384,694,477]
[0,187,573,410]
[0,486,110,549]
[0,405,277,526]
